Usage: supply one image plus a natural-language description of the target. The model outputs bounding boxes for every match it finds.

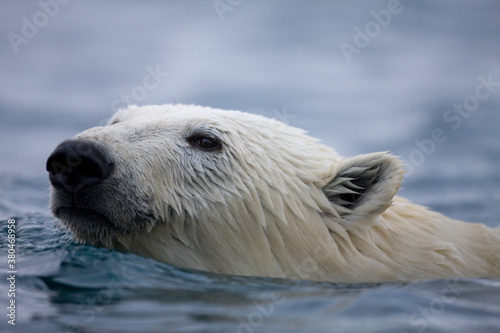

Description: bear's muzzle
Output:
[46,140,114,192]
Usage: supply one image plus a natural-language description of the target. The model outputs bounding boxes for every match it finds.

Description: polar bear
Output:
[46,104,500,283]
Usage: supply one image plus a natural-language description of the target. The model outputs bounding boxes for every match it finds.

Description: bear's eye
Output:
[188,135,222,151]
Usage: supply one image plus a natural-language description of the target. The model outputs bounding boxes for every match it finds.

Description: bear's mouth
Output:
[55,206,114,224]
[55,206,125,248]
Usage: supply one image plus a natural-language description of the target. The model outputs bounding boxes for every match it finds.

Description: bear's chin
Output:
[55,207,126,248]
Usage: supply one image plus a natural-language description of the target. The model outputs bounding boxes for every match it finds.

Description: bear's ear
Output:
[322,152,404,223]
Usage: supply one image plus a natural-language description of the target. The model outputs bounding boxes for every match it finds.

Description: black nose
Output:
[46,140,114,192]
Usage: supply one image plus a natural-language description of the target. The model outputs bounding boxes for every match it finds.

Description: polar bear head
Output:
[47,104,404,276]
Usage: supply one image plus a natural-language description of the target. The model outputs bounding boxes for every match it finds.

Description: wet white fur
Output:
[65,104,500,282]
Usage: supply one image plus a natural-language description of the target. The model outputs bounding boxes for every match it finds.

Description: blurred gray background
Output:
[1,1,499,224]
